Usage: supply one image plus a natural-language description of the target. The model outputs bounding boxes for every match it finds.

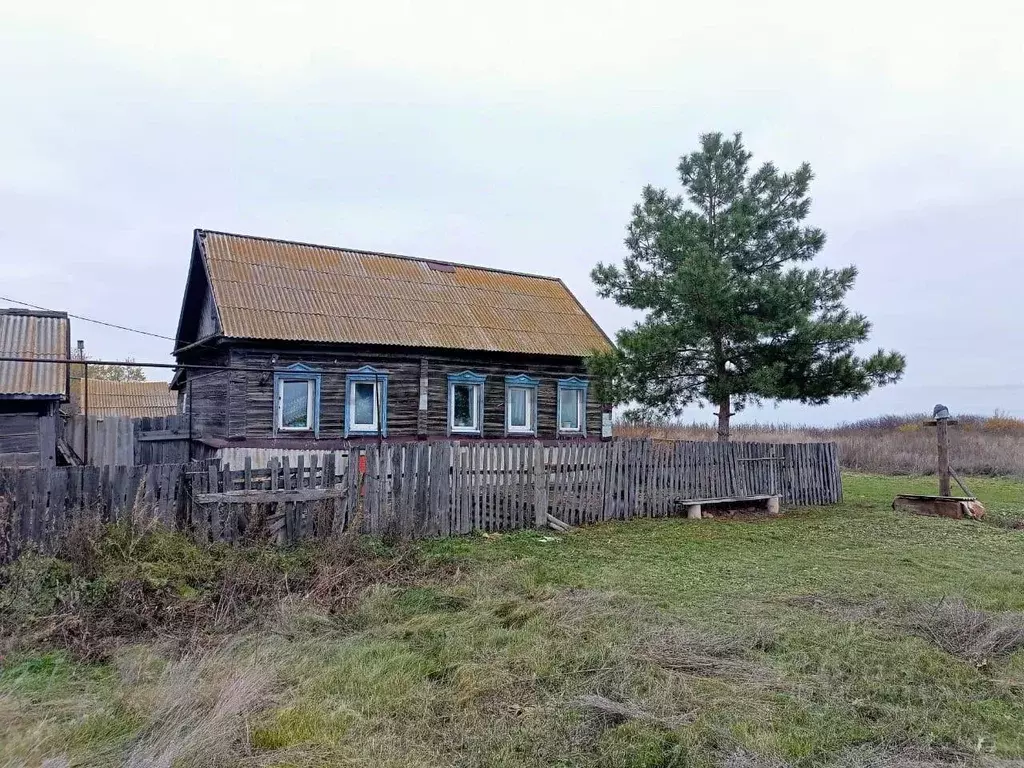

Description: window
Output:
[274,364,321,434]
[447,371,486,435]
[557,377,588,435]
[505,374,539,435]
[280,380,314,429]
[345,366,389,437]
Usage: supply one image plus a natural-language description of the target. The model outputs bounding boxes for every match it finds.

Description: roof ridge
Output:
[0,308,69,318]
[196,228,564,284]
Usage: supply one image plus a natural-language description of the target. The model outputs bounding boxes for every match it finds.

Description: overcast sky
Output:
[2,1,1022,425]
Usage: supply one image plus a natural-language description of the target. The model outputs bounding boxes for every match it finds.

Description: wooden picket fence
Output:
[0,438,841,561]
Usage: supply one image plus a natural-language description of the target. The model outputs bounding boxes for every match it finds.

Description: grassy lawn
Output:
[2,474,1023,767]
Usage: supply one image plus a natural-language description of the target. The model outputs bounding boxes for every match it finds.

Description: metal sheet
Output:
[199,230,614,357]
[0,310,69,396]
[70,380,177,418]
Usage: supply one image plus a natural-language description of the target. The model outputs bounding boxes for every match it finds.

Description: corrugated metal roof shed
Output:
[197,230,613,357]
[0,310,69,398]
[71,379,177,418]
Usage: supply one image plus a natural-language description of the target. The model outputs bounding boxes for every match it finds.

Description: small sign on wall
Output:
[601,412,613,439]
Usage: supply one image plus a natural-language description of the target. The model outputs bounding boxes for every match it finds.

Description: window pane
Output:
[281,380,310,429]
[508,387,529,428]
[559,388,581,430]
[453,384,475,428]
[353,381,376,426]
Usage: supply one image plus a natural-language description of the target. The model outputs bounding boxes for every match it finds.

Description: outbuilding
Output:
[0,309,70,467]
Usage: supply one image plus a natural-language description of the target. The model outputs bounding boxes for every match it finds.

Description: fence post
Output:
[533,441,547,528]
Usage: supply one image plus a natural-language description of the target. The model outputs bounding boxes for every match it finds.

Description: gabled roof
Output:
[71,379,177,418]
[0,309,70,398]
[175,230,613,358]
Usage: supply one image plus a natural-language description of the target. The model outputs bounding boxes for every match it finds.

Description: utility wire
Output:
[0,294,177,342]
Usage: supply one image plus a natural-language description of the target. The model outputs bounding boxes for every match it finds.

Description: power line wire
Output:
[0,294,177,342]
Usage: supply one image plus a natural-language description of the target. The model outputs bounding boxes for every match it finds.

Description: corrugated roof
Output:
[0,310,69,397]
[197,230,613,357]
[71,379,178,418]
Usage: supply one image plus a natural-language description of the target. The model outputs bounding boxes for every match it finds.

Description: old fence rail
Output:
[0,438,840,560]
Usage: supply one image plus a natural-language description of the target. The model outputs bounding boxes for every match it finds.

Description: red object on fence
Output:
[358,452,367,496]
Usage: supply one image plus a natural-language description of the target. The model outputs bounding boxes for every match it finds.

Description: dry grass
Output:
[122,642,275,768]
[902,598,1024,665]
[576,693,695,729]
[785,593,1024,668]
[638,624,777,684]
[616,413,1024,477]
[721,748,790,768]
[782,594,890,623]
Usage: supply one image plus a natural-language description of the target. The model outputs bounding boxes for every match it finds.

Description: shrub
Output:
[0,522,433,660]
[616,413,1024,477]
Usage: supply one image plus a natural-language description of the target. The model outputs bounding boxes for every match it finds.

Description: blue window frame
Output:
[345,366,389,437]
[447,371,486,436]
[504,374,539,436]
[557,377,588,436]
[274,363,321,436]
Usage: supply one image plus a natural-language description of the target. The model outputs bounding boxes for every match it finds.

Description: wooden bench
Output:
[680,494,780,519]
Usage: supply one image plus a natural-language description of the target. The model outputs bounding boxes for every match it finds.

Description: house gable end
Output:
[173,231,222,353]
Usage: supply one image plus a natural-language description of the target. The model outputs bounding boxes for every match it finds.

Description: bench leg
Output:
[767,496,781,516]
[687,503,702,520]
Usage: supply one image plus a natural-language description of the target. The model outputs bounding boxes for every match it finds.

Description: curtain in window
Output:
[509,387,528,427]
[558,388,580,430]
[453,384,474,428]
[353,381,376,426]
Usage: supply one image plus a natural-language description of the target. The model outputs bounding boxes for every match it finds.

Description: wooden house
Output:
[0,309,70,467]
[171,230,613,449]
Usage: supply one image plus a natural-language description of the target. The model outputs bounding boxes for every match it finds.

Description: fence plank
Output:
[1,436,843,559]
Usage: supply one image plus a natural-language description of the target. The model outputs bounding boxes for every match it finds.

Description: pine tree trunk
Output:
[716,395,731,442]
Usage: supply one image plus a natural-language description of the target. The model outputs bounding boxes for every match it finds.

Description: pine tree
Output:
[590,132,905,441]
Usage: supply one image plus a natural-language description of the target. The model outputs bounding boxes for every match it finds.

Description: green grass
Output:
[2,474,1023,767]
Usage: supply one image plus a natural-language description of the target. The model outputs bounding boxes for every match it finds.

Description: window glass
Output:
[281,380,310,429]
[352,381,376,427]
[508,387,531,430]
[452,383,476,429]
[558,388,581,431]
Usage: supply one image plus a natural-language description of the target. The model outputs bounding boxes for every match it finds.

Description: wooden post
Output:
[686,503,701,520]
[936,418,951,497]
[533,441,547,528]
[924,406,957,498]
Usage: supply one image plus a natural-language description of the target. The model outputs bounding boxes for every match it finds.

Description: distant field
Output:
[616,413,1024,477]
[2,474,1023,767]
